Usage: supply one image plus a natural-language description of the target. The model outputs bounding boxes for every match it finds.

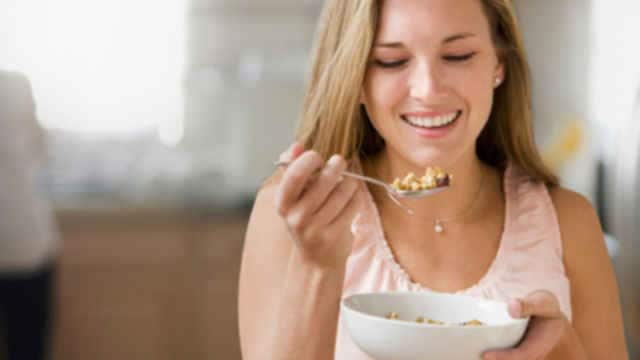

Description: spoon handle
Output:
[275,162,390,191]
[341,171,414,215]
[341,171,391,190]
[274,160,414,215]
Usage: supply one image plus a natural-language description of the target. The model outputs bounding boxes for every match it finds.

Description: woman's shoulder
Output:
[547,186,595,214]
[548,186,601,238]
[547,186,606,268]
[502,164,602,253]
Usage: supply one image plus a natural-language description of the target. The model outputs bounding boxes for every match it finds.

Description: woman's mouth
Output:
[400,111,462,129]
[399,110,463,139]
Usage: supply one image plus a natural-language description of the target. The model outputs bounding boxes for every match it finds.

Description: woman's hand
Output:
[275,142,363,269]
[483,290,570,360]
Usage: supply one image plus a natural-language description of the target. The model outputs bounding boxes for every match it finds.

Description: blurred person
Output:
[0,70,59,360]
[238,0,629,359]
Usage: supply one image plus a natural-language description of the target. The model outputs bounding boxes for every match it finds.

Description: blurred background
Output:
[0,0,638,359]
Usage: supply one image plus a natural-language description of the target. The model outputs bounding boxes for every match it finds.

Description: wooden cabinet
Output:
[46,210,247,360]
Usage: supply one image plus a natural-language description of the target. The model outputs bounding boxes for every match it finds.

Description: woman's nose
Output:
[409,63,445,100]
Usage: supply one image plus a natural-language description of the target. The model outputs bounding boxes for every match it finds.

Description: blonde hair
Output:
[295,0,558,185]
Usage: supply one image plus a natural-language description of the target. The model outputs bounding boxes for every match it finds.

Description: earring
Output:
[494,77,502,86]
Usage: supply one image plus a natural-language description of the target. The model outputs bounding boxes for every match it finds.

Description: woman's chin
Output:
[385,144,468,170]
[402,142,477,170]
[406,152,454,168]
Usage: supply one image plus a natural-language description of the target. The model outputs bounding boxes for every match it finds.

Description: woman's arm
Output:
[238,147,362,360]
[550,187,629,359]
[238,183,346,360]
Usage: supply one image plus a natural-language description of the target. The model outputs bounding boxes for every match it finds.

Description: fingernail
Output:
[279,148,292,162]
[290,141,304,155]
[328,154,341,166]
[280,143,301,162]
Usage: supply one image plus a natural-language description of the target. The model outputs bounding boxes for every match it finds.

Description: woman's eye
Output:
[443,52,476,62]
[373,59,408,68]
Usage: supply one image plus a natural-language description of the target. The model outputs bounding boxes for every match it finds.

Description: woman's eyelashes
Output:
[373,59,408,68]
[372,52,477,69]
[443,52,477,62]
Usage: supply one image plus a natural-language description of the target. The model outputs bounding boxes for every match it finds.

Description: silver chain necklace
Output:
[433,167,486,234]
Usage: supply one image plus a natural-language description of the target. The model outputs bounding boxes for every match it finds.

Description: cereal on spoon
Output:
[390,166,452,192]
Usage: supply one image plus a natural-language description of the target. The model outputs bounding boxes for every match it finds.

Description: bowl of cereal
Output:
[340,291,529,360]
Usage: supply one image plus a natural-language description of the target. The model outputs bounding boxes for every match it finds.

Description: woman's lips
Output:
[400,110,462,139]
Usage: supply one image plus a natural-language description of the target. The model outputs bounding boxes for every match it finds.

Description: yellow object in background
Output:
[542,119,584,172]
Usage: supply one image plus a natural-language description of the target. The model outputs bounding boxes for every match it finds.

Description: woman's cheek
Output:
[370,78,403,114]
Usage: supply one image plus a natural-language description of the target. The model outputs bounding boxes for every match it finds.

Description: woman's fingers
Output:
[272,150,363,268]
[293,155,348,217]
[313,176,360,227]
[275,152,361,241]
[278,142,305,163]
[510,290,562,319]
[275,150,324,216]
[483,290,566,360]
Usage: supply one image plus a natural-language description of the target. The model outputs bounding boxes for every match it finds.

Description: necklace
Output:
[433,167,486,234]
[365,157,487,233]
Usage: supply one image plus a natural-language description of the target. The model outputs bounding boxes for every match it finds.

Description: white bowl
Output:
[340,291,529,360]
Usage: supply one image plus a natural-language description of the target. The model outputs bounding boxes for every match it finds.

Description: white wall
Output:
[184,0,321,195]
[0,0,186,143]
[514,0,596,202]
[590,1,640,163]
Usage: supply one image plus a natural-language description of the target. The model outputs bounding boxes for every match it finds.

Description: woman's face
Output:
[362,0,503,168]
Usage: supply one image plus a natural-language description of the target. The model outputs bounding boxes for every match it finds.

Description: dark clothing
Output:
[0,263,55,360]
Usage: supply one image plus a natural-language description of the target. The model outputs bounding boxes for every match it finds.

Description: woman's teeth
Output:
[403,112,459,128]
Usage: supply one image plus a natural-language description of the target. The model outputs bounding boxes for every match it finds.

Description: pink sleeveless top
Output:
[334,162,572,359]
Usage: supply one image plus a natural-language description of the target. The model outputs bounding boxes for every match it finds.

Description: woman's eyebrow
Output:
[373,32,476,48]
[442,32,476,44]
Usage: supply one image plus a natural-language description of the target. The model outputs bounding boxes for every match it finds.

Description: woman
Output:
[238,0,629,359]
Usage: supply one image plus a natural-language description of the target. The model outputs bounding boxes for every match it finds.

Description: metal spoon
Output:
[274,160,449,213]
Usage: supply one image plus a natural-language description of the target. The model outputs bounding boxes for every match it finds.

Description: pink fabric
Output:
[334,161,572,359]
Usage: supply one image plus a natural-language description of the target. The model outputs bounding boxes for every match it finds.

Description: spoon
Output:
[274,160,449,213]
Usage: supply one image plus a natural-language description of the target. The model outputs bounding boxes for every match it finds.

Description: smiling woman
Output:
[238,0,629,359]
[0,0,185,145]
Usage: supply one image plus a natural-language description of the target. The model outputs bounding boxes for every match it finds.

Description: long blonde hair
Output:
[295,0,558,185]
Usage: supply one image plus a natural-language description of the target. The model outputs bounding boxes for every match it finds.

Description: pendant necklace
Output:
[433,167,486,234]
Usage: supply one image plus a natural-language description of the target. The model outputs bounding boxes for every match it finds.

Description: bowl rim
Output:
[341,291,530,330]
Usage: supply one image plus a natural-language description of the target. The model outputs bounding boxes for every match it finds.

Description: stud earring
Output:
[494,77,502,86]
